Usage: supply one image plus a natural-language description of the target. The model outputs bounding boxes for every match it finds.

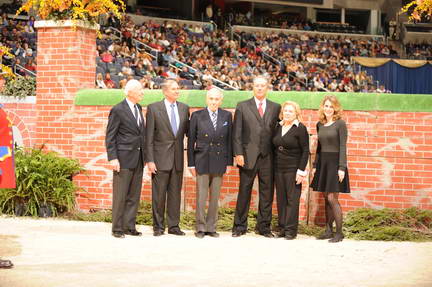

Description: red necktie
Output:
[258,101,264,117]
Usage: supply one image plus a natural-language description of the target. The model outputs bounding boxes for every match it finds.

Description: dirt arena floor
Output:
[0,217,431,287]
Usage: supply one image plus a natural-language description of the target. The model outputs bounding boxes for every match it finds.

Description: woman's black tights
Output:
[324,192,343,235]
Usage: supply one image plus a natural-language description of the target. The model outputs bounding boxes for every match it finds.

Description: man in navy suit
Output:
[187,88,233,238]
[106,79,146,238]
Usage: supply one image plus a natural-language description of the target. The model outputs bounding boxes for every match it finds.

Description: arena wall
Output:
[3,89,432,225]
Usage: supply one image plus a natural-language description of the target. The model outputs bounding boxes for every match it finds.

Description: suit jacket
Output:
[146,100,190,171]
[105,99,146,169]
[187,108,233,174]
[233,97,281,169]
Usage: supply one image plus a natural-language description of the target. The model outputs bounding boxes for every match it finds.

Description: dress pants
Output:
[195,173,223,233]
[275,170,302,236]
[112,157,143,233]
[233,153,274,234]
[152,168,183,232]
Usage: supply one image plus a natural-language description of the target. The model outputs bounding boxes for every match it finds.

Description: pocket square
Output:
[223,121,228,126]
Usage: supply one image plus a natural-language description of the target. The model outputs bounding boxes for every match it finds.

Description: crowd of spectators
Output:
[405,42,432,60]
[0,0,37,78]
[0,6,408,94]
[95,15,397,92]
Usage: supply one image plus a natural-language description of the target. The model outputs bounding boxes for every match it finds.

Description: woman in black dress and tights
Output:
[311,95,350,243]
[273,101,309,240]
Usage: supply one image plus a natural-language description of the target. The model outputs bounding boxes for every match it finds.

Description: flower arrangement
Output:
[401,0,432,21]
[16,0,125,25]
[0,45,15,79]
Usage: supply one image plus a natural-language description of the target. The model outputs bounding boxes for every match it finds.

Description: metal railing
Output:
[14,64,36,77]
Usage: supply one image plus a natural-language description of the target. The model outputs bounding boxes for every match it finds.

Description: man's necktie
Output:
[211,111,217,130]
[170,103,177,136]
[134,104,141,127]
[258,101,264,118]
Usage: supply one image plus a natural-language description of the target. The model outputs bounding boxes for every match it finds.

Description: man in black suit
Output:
[232,76,281,238]
[146,79,190,236]
[187,88,233,239]
[106,79,146,238]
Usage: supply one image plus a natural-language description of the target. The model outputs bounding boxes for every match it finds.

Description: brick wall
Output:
[52,105,432,223]
[3,101,432,223]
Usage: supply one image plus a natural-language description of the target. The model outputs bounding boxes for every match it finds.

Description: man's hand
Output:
[235,155,244,167]
[338,170,345,182]
[147,162,157,174]
[109,159,120,172]
[189,167,196,177]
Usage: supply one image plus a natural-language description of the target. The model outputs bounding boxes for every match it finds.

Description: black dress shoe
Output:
[316,230,334,240]
[232,230,246,237]
[153,230,164,237]
[329,233,344,243]
[112,231,125,238]
[284,234,296,240]
[0,259,13,269]
[195,231,205,238]
[168,229,186,236]
[276,231,285,238]
[260,232,275,238]
[124,230,142,236]
[205,232,220,238]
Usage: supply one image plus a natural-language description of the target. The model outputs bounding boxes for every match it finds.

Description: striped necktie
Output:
[211,111,217,130]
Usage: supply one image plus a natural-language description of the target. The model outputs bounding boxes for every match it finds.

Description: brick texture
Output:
[35,25,96,158]
[5,102,432,223]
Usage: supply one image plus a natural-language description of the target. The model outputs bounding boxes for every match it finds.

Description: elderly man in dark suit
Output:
[146,79,190,236]
[106,79,146,238]
[232,75,281,238]
[187,88,233,238]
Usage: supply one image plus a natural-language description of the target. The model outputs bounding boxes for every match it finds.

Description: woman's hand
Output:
[295,174,304,185]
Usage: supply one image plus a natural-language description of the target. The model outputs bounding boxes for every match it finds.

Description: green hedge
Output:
[75,89,432,112]
[65,204,432,241]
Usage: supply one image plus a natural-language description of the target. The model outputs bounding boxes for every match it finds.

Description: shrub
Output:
[0,147,85,216]
[344,207,432,241]
[2,76,36,99]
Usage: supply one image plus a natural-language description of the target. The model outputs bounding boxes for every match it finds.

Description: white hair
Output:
[207,87,224,98]
[253,75,269,85]
[124,79,142,95]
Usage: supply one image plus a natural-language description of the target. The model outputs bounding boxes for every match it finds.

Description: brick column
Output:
[35,20,97,157]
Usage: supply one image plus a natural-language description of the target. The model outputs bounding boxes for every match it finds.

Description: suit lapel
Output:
[177,103,186,138]
[215,108,225,133]
[247,98,263,123]
[159,100,175,137]
[203,108,215,135]
[263,100,272,126]
[122,100,140,131]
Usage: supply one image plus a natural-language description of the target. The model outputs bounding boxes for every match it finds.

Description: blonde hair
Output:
[318,95,343,124]
[279,100,302,122]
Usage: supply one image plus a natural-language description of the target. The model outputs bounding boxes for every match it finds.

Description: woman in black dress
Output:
[273,101,309,240]
[311,95,350,243]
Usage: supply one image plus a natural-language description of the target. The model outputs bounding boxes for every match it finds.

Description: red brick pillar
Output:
[34,20,97,156]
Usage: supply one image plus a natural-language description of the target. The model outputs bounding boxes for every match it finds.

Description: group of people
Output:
[105,75,350,243]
